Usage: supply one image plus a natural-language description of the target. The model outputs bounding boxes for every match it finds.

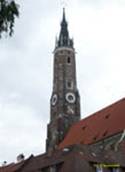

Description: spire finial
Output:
[63,8,65,21]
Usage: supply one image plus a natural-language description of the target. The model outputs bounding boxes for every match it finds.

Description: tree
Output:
[0,0,19,38]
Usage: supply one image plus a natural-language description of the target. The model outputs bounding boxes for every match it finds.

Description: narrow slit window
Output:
[68,82,71,88]
[67,81,73,89]
[67,57,71,64]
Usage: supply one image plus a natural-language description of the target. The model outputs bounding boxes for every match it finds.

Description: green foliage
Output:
[0,0,19,38]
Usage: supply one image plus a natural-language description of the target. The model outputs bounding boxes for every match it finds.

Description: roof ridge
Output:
[16,155,34,172]
[59,97,125,148]
[78,97,125,125]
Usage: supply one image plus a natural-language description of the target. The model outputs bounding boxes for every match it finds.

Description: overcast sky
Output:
[1,0,125,164]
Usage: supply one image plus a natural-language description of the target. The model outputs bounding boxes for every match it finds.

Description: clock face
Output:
[65,92,76,103]
[51,94,58,106]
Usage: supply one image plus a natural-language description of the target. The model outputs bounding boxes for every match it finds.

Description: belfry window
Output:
[67,57,71,64]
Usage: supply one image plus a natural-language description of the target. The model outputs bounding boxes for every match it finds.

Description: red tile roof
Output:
[0,155,33,172]
[59,98,125,148]
[0,161,24,172]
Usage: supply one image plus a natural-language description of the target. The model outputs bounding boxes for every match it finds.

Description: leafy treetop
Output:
[0,0,19,38]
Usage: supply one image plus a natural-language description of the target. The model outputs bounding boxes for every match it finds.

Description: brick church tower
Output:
[46,9,81,152]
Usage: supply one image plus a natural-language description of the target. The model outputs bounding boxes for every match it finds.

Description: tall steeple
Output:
[46,9,80,153]
[56,8,73,48]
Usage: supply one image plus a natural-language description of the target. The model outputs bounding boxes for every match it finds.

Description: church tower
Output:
[46,9,81,152]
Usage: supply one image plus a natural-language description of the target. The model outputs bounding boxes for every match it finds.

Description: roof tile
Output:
[59,98,125,148]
